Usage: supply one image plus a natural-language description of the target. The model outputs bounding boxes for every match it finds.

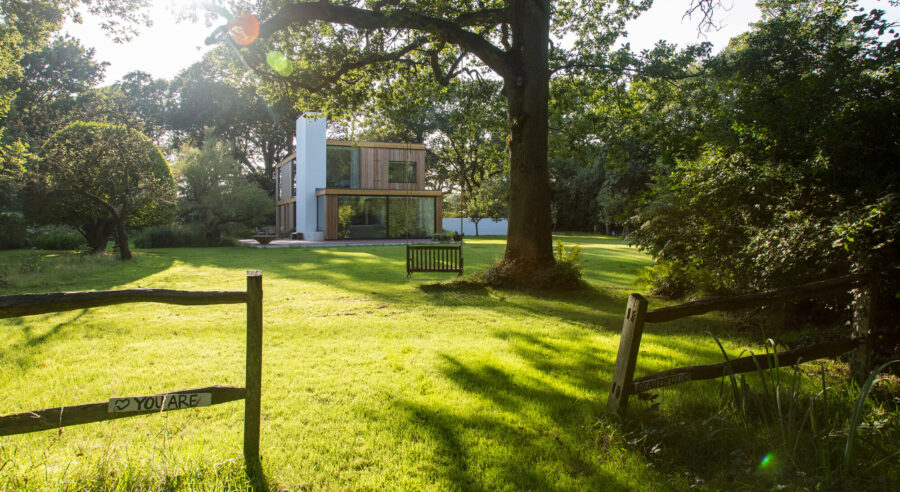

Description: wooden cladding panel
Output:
[325,195,338,240]
[356,146,425,190]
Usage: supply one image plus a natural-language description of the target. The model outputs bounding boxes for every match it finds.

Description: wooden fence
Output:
[607,272,893,414]
[0,270,264,464]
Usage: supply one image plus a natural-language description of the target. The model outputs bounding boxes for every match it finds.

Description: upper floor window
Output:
[388,161,416,183]
[277,160,294,200]
[326,146,360,188]
[291,158,296,193]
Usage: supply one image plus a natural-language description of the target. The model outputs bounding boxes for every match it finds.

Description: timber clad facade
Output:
[275,139,441,240]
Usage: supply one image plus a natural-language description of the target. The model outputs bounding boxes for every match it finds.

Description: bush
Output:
[133,224,206,248]
[478,241,585,291]
[635,259,732,299]
[0,212,28,249]
[27,225,87,250]
[432,230,458,242]
[133,224,240,248]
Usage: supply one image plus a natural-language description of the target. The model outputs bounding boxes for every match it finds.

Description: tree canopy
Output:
[198,0,660,275]
[629,0,900,293]
[25,121,176,258]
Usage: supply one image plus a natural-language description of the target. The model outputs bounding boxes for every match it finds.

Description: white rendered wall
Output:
[296,116,327,240]
[441,218,508,236]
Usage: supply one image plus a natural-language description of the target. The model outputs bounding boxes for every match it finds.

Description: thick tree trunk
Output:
[115,217,132,260]
[503,0,553,269]
[81,219,115,253]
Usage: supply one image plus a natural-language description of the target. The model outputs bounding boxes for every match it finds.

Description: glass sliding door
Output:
[337,196,387,239]
[388,197,435,238]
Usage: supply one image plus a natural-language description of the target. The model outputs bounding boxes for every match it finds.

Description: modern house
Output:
[274,117,442,240]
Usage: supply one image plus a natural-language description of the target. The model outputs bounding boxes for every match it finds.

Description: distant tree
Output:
[173,139,273,242]
[465,173,508,236]
[168,50,296,195]
[79,71,171,147]
[3,36,106,145]
[631,1,900,292]
[25,121,176,259]
[1,0,150,196]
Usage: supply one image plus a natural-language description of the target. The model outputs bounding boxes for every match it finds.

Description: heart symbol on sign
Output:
[114,399,130,411]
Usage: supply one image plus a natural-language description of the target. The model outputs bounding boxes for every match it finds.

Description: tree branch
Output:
[273,36,429,93]
[210,2,513,79]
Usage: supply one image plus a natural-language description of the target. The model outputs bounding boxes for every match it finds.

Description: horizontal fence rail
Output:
[0,271,263,466]
[608,272,880,414]
[0,386,246,437]
[630,331,900,394]
[644,273,869,324]
[0,289,247,319]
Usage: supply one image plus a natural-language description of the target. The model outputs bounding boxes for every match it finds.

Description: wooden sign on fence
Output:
[109,393,212,413]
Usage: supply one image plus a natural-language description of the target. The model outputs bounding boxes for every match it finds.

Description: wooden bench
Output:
[407,244,463,277]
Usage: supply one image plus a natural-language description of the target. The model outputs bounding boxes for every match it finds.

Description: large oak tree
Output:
[201,0,660,272]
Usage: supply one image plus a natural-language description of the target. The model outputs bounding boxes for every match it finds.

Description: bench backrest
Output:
[407,244,463,276]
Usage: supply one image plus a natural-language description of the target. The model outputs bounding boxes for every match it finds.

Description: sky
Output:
[63,1,899,85]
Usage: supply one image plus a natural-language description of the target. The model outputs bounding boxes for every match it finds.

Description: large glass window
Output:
[275,169,280,200]
[388,197,435,238]
[291,158,296,194]
[316,195,325,232]
[337,196,387,239]
[326,146,360,188]
[388,161,416,183]
[277,161,294,199]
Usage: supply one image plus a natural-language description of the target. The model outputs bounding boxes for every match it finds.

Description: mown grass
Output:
[0,235,896,491]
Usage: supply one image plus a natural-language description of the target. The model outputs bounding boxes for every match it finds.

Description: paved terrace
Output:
[238,238,439,248]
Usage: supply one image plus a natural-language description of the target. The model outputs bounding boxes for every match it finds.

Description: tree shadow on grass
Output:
[0,251,175,295]
[384,330,682,490]
[0,310,90,370]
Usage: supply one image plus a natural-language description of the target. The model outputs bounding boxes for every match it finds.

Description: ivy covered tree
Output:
[24,121,176,259]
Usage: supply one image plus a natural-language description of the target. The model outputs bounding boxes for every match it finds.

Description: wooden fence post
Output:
[244,270,263,464]
[607,293,648,415]
[850,283,875,385]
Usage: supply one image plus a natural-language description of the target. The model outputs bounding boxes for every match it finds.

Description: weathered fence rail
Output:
[608,272,881,414]
[0,289,247,319]
[642,272,870,324]
[0,271,264,465]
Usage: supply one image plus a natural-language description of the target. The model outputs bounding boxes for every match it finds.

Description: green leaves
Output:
[25,121,176,233]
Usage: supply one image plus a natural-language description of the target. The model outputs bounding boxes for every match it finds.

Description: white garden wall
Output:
[441,218,508,236]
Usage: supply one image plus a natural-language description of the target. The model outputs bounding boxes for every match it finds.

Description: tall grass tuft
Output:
[711,335,899,484]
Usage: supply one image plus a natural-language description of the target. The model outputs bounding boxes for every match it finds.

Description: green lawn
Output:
[0,236,892,490]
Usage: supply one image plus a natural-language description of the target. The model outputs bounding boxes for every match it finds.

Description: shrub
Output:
[133,224,239,248]
[635,259,732,299]
[133,224,207,248]
[432,230,457,242]
[478,241,585,291]
[0,212,28,249]
[27,225,87,250]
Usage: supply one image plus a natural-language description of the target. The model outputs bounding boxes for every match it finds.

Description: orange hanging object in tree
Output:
[228,13,260,46]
